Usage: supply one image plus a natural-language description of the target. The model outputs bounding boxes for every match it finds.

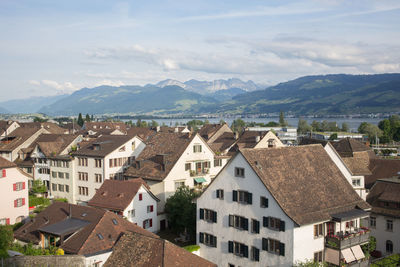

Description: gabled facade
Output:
[0,157,29,225]
[71,135,146,204]
[197,145,370,267]
[0,120,20,138]
[88,179,160,232]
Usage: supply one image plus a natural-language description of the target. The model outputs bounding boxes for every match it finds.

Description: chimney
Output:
[174,127,179,133]
[156,126,160,132]
[235,132,239,140]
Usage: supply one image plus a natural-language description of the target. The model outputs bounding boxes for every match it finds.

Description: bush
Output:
[183,245,200,252]
[54,198,68,203]
[0,225,13,252]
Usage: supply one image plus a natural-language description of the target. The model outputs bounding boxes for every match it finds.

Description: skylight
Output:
[112,218,118,225]
[97,233,104,240]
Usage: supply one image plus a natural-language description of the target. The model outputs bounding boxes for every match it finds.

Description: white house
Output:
[246,126,298,144]
[367,176,400,256]
[124,131,229,230]
[196,145,371,267]
[0,120,20,138]
[88,178,159,232]
[0,157,30,225]
[71,134,146,204]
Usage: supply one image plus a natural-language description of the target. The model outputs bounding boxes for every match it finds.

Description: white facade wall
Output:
[197,153,294,267]
[122,186,158,232]
[49,159,75,203]
[370,214,400,255]
[293,223,326,263]
[0,167,29,224]
[84,251,112,267]
[0,121,20,138]
[75,136,145,204]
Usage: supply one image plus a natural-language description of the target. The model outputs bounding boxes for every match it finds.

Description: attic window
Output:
[97,233,104,240]
[81,213,87,217]
[112,218,118,225]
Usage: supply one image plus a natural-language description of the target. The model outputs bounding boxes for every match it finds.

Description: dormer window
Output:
[235,167,245,178]
[97,233,104,240]
[112,219,118,225]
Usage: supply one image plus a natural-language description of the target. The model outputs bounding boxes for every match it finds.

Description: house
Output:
[246,126,298,144]
[21,122,69,135]
[88,179,159,232]
[71,134,146,204]
[228,130,284,155]
[80,122,127,137]
[300,137,371,200]
[0,157,30,225]
[311,132,365,141]
[124,131,228,230]
[14,202,157,267]
[366,158,400,189]
[366,175,400,255]
[196,145,370,267]
[0,120,20,138]
[198,123,237,155]
[103,231,217,267]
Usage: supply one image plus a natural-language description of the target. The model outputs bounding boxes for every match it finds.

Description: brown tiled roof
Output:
[20,122,67,134]
[0,126,43,152]
[124,132,195,181]
[104,232,217,267]
[83,122,127,132]
[341,151,372,176]
[72,135,135,157]
[0,156,17,168]
[88,179,158,211]
[208,132,236,153]
[127,127,156,142]
[366,158,400,188]
[14,202,156,255]
[0,120,17,135]
[235,131,269,149]
[331,137,371,157]
[240,145,370,226]
[198,124,224,140]
[299,137,329,147]
[30,134,79,157]
[367,178,400,218]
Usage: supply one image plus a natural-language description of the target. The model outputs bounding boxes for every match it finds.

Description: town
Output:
[0,115,399,267]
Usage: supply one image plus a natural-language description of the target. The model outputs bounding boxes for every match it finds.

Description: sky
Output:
[0,0,399,101]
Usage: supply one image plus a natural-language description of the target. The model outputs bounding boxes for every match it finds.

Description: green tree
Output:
[358,122,383,144]
[219,119,226,125]
[321,120,329,132]
[0,225,13,257]
[311,121,321,132]
[85,114,91,122]
[165,186,199,240]
[294,260,327,267]
[150,120,159,127]
[327,122,339,131]
[31,179,47,194]
[279,111,288,126]
[265,121,280,127]
[329,133,338,140]
[33,117,48,123]
[90,114,94,121]
[341,122,349,132]
[77,113,84,127]
[297,118,312,134]
[231,118,246,133]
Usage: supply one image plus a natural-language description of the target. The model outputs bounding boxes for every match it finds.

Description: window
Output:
[52,183,57,191]
[370,217,376,228]
[143,219,153,229]
[214,158,222,167]
[65,173,69,179]
[263,216,285,232]
[0,169,6,178]
[95,159,102,168]
[78,172,88,181]
[109,159,113,168]
[262,238,285,256]
[58,184,64,192]
[128,209,135,217]
[112,218,118,225]
[199,209,217,223]
[78,186,88,196]
[193,144,202,153]
[251,246,260,262]
[228,264,235,267]
[229,215,248,231]
[52,171,57,178]
[13,182,25,191]
[314,223,324,237]
[314,251,323,262]
[97,233,104,240]
[216,189,224,199]
[386,220,393,231]
[0,218,9,225]
[147,205,154,213]
[251,219,260,234]
[58,172,64,179]
[199,232,217,247]
[185,163,191,171]
[65,185,69,193]
[260,196,269,208]
[228,241,248,258]
[139,193,142,201]
[234,167,245,177]
[232,190,252,204]
[131,141,136,151]
[78,157,88,166]
[352,179,361,186]
[386,240,393,253]
[174,181,185,190]
[14,198,25,207]
[95,174,102,183]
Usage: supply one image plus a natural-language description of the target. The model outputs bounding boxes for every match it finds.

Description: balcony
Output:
[190,169,209,177]
[325,227,370,250]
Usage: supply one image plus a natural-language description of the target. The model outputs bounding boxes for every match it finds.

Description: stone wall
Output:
[3,255,85,267]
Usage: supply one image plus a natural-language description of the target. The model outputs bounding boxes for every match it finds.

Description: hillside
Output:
[208,74,400,115]
[0,94,67,114]
[39,85,218,115]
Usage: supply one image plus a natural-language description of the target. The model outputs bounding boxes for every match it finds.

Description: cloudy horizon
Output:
[1,0,399,101]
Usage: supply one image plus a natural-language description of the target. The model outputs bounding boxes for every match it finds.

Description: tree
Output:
[231,118,246,133]
[294,260,327,267]
[219,119,226,125]
[31,179,47,194]
[321,120,329,132]
[165,186,199,239]
[358,122,383,143]
[77,113,84,127]
[265,121,280,127]
[85,114,91,122]
[33,117,48,123]
[311,121,321,132]
[279,111,288,126]
[150,120,159,127]
[329,133,338,140]
[0,225,13,255]
[90,114,94,121]
[327,122,339,131]
[297,119,312,134]
[341,122,349,132]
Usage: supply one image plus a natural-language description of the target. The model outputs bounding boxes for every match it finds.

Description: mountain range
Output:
[2,74,400,116]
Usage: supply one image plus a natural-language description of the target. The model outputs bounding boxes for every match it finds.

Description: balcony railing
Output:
[189,169,209,177]
[325,227,370,250]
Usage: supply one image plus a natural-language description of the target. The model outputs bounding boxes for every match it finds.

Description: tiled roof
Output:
[30,134,79,157]
[331,137,371,157]
[14,202,156,255]
[124,132,195,181]
[127,127,156,142]
[240,145,370,226]
[198,124,224,140]
[20,122,67,134]
[299,137,329,147]
[341,152,372,176]
[366,158,400,188]
[71,135,135,157]
[103,232,217,267]
[83,122,127,132]
[0,120,17,135]
[367,178,400,218]
[208,132,236,153]
[0,156,17,168]
[235,131,269,149]
[0,126,43,152]
[88,178,157,211]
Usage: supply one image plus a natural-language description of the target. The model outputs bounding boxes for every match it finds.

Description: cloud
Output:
[29,80,40,86]
[28,79,79,94]
[94,80,125,87]
[372,63,400,72]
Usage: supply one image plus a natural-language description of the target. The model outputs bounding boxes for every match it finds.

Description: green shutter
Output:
[233,190,237,201]
[247,192,252,204]
[279,242,285,256]
[228,241,233,253]
[199,233,204,243]
[200,208,204,219]
[229,215,233,227]
[263,216,269,227]
[280,220,285,232]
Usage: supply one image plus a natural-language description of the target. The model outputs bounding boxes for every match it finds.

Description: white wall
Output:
[122,186,158,232]
[370,215,400,255]
[197,153,294,267]
[84,250,112,267]
[293,223,326,263]
[49,159,75,203]
[0,167,29,224]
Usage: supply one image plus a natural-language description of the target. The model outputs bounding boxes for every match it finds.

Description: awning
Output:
[341,248,356,263]
[331,209,369,222]
[325,248,340,265]
[351,245,365,260]
[194,177,207,183]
